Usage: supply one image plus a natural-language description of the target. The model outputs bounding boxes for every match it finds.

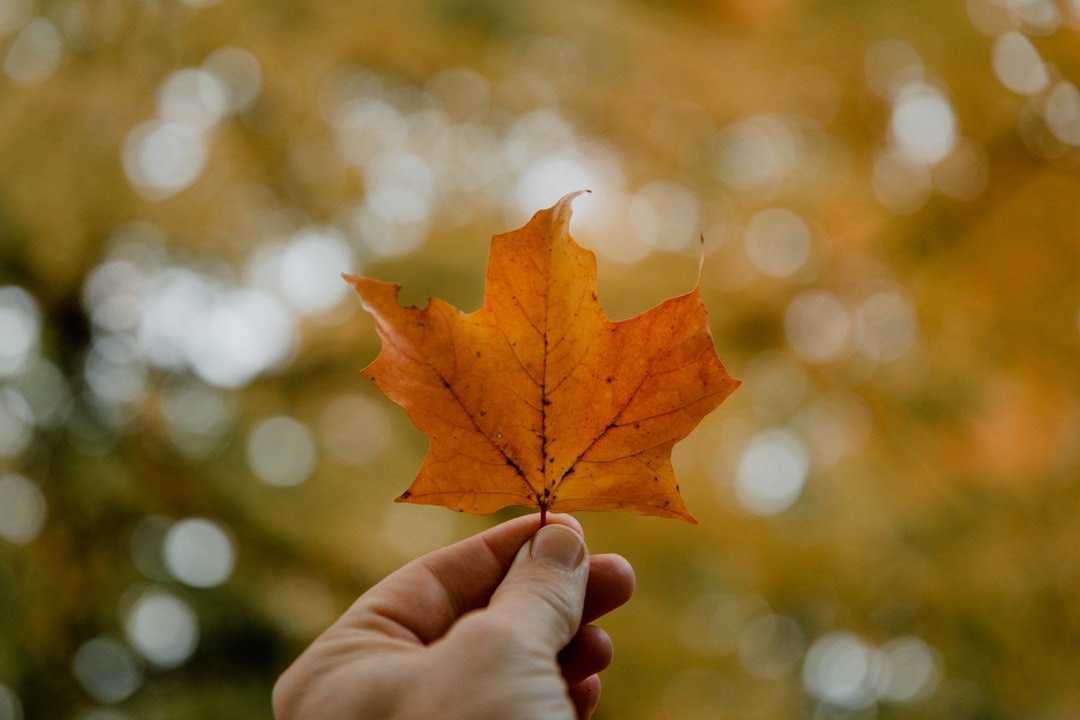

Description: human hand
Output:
[272,513,636,720]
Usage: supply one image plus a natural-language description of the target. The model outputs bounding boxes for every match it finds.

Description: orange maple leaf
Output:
[344,192,739,523]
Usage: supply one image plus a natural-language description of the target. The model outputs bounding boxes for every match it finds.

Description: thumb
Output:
[485,523,590,653]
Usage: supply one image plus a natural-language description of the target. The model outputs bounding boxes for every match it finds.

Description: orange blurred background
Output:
[1,0,1079,718]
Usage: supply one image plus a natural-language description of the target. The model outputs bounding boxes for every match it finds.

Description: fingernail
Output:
[530,525,586,571]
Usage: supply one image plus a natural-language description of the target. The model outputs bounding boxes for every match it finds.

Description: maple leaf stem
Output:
[539,505,547,528]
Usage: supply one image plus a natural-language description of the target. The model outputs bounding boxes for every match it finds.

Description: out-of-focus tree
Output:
[1,0,1079,718]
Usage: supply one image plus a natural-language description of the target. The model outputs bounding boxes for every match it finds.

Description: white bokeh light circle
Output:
[163,517,235,588]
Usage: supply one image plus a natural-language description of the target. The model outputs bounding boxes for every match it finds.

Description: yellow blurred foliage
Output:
[1,0,1079,718]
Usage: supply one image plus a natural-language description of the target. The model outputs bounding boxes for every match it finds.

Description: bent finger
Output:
[568,674,602,720]
[558,624,614,685]
[582,553,636,625]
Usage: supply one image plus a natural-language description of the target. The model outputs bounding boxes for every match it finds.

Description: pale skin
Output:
[272,513,636,720]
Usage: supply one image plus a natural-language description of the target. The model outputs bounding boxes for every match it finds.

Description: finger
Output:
[582,553,636,625]
[558,624,613,685]
[339,513,584,644]
[568,675,602,720]
[483,523,590,653]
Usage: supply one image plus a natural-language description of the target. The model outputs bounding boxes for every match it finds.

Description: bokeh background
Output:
[2,0,1080,718]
